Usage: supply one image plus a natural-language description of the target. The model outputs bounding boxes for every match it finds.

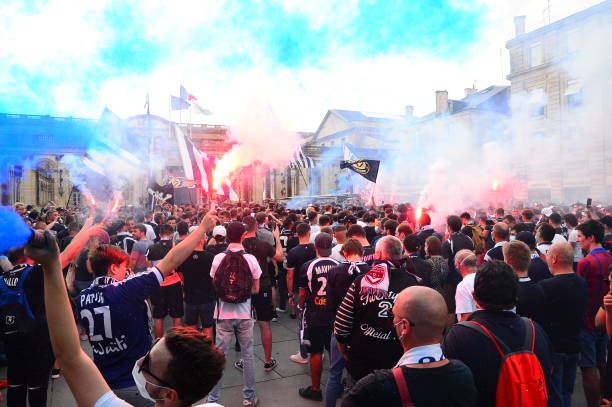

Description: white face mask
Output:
[132,357,168,402]
[509,235,516,241]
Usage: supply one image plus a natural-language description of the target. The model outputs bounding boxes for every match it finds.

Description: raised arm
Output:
[272,225,284,262]
[26,232,110,407]
[156,211,217,277]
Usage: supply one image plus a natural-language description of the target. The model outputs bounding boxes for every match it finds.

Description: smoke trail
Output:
[0,207,31,254]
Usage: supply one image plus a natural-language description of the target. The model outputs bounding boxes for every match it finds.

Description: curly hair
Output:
[164,327,225,405]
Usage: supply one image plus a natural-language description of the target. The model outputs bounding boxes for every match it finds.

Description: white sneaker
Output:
[243,397,259,406]
[290,352,309,364]
[275,307,286,313]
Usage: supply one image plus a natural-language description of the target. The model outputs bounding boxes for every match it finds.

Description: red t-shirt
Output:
[577,248,612,330]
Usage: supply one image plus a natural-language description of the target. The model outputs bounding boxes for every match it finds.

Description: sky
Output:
[0,0,604,132]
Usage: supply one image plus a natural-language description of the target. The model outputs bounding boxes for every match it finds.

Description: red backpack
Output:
[459,317,548,407]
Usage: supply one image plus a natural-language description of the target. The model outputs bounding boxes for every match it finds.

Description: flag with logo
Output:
[340,160,380,183]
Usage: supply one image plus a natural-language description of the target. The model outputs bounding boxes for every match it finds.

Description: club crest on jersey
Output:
[365,264,386,286]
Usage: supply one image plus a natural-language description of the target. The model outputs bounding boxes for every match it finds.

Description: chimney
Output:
[435,90,448,115]
[464,87,478,97]
[404,105,414,118]
[514,16,526,37]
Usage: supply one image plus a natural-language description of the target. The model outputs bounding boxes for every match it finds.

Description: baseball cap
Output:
[314,232,333,257]
[212,225,227,238]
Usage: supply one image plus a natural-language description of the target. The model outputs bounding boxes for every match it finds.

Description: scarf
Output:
[360,262,390,297]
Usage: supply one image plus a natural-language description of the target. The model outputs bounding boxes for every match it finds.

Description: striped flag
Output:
[290,146,315,168]
[173,124,210,192]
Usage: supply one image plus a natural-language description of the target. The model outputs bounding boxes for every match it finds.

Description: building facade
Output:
[506,0,612,203]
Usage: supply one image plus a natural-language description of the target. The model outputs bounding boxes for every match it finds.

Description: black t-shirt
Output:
[177,250,215,304]
[539,273,588,354]
[146,239,173,262]
[363,226,381,246]
[298,257,339,327]
[243,237,275,289]
[529,256,552,282]
[286,243,316,292]
[75,249,93,282]
[206,243,228,256]
[517,278,547,325]
[442,310,552,407]
[2,264,48,335]
[404,256,433,289]
[59,235,74,252]
[327,261,370,314]
[280,228,298,253]
[604,233,612,254]
[342,359,477,407]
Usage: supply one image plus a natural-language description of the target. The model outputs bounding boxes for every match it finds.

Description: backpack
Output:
[459,317,548,407]
[0,266,37,335]
[213,250,253,303]
[467,225,485,255]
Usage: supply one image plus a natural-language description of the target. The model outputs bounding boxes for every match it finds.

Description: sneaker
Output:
[299,386,322,401]
[275,307,286,313]
[271,316,278,322]
[243,397,259,406]
[51,368,61,379]
[234,359,244,371]
[289,352,308,364]
[264,358,277,372]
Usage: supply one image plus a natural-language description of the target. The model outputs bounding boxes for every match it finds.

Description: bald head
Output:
[393,286,447,345]
[547,242,574,274]
[493,222,509,241]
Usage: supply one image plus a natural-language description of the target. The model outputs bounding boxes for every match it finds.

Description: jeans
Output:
[208,319,256,402]
[549,352,579,407]
[294,291,309,359]
[5,333,54,407]
[325,334,346,407]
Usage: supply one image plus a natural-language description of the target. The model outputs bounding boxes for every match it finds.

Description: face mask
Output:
[132,359,165,402]
[509,235,516,241]
[375,227,380,234]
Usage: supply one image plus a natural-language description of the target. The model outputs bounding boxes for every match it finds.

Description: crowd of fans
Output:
[2,198,612,407]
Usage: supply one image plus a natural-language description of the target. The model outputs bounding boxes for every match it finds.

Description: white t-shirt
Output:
[94,391,224,407]
[568,229,584,262]
[455,273,477,318]
[553,234,567,244]
[210,246,262,320]
[330,244,345,262]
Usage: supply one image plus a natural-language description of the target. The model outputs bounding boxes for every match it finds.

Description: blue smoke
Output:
[0,207,31,254]
[0,0,485,116]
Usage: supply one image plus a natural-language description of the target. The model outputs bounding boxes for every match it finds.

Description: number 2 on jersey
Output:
[317,276,327,296]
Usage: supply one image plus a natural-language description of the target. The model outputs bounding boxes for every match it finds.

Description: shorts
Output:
[252,286,274,322]
[150,282,184,319]
[183,301,215,328]
[578,329,609,368]
[308,325,332,354]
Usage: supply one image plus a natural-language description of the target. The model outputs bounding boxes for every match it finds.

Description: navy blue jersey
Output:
[299,257,339,327]
[77,268,162,389]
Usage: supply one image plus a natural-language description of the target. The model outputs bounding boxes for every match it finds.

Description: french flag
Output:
[173,124,210,192]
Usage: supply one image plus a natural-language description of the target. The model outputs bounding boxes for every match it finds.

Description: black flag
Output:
[340,160,380,183]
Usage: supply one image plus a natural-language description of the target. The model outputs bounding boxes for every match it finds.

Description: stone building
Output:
[506,0,612,203]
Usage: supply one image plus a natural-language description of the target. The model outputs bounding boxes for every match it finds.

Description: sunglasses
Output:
[138,339,174,390]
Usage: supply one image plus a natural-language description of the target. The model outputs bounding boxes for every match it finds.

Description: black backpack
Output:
[213,250,253,303]
[0,266,37,335]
